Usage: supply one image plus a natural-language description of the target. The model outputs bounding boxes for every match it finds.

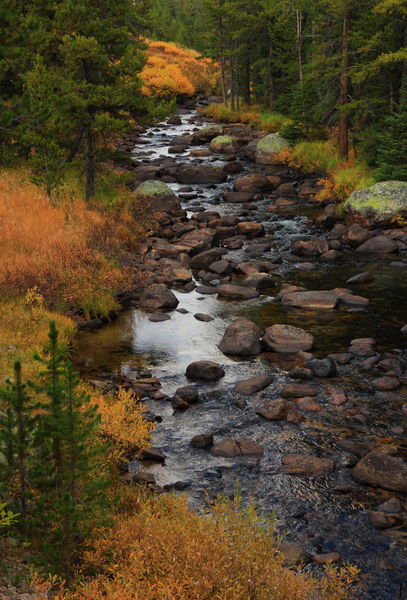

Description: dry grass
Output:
[55,495,358,600]
[0,298,74,379]
[0,169,136,316]
[204,103,292,132]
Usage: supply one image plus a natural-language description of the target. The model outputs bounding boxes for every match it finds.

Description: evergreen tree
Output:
[376,88,407,180]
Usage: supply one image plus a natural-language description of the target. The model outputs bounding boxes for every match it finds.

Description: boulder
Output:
[242,273,275,289]
[176,165,227,184]
[134,180,181,212]
[345,181,407,226]
[236,221,265,237]
[179,229,216,255]
[234,375,273,395]
[191,434,214,449]
[186,361,225,381]
[211,438,264,458]
[192,124,223,144]
[218,318,262,356]
[352,452,407,492]
[282,454,334,476]
[223,192,254,203]
[217,284,259,300]
[233,173,273,194]
[344,224,370,247]
[256,133,289,165]
[139,284,179,310]
[256,398,289,420]
[346,272,374,285]
[190,248,226,270]
[306,358,337,378]
[263,324,314,353]
[281,290,339,309]
[167,115,182,125]
[292,240,329,256]
[356,235,398,254]
[209,135,237,154]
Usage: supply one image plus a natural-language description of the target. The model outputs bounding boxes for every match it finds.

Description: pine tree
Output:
[376,87,407,180]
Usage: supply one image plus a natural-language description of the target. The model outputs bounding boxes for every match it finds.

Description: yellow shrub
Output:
[88,387,154,462]
[57,495,358,600]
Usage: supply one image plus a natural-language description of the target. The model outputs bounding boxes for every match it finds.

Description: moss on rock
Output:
[209,135,236,153]
[345,181,407,225]
[256,133,289,165]
[135,180,181,212]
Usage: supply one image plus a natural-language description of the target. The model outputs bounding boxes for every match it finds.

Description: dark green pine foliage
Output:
[376,87,407,181]
[30,322,109,578]
[0,362,34,529]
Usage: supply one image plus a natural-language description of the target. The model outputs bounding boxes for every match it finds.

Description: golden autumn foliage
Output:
[141,41,219,98]
[88,387,154,462]
[204,103,292,132]
[0,170,146,316]
[56,495,358,600]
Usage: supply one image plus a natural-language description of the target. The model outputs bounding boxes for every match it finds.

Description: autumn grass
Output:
[53,494,358,600]
[203,103,292,132]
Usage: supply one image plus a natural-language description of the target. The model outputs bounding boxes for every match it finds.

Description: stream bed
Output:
[75,107,407,599]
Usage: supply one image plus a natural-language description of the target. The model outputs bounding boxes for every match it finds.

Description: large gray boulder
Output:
[134,180,181,212]
[218,318,262,356]
[345,181,407,226]
[256,133,289,165]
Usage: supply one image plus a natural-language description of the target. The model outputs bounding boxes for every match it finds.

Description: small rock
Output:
[307,358,337,378]
[141,447,166,462]
[282,454,334,476]
[312,552,341,564]
[194,313,214,322]
[256,398,289,420]
[234,375,273,396]
[281,384,318,398]
[191,434,214,449]
[186,361,225,381]
[211,438,264,457]
[148,313,171,322]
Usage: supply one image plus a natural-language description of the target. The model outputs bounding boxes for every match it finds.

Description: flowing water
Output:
[75,108,407,599]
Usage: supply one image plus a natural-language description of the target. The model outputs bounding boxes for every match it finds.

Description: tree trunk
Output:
[15,363,27,527]
[85,126,95,200]
[339,12,349,160]
[296,10,303,82]
[66,127,85,163]
[243,55,251,105]
[268,40,274,108]
[220,52,227,104]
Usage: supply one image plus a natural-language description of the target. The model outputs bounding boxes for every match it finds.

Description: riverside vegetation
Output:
[0,0,405,598]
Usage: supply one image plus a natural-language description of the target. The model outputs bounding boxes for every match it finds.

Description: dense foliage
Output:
[150,0,407,177]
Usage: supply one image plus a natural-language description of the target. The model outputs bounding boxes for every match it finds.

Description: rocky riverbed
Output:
[75,102,407,599]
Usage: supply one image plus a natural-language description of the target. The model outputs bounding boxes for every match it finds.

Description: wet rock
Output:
[279,542,311,566]
[263,324,314,353]
[192,124,223,144]
[171,395,191,410]
[344,223,370,247]
[367,511,402,529]
[194,313,214,322]
[307,358,337,378]
[289,367,314,380]
[375,498,403,514]
[195,285,217,295]
[186,361,225,381]
[401,324,407,335]
[282,454,334,476]
[148,313,171,322]
[133,472,156,485]
[312,552,341,564]
[281,384,318,398]
[356,235,398,254]
[352,452,407,492]
[335,290,369,308]
[139,284,179,310]
[292,239,329,256]
[223,191,254,203]
[237,261,276,275]
[297,396,321,412]
[242,273,275,289]
[179,229,216,255]
[134,180,181,212]
[141,447,166,462]
[236,221,265,237]
[191,434,214,449]
[159,258,193,284]
[327,353,353,365]
[372,376,400,391]
[346,272,374,285]
[348,338,376,357]
[209,259,234,275]
[256,398,289,420]
[234,375,274,395]
[176,165,227,184]
[190,248,226,269]
[281,290,339,309]
[174,386,200,404]
[209,135,237,154]
[233,173,273,193]
[167,115,182,125]
[217,284,259,300]
[326,386,347,405]
[218,318,262,356]
[211,438,264,457]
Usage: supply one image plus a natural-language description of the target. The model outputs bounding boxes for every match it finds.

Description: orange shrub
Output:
[0,170,134,316]
[57,495,358,600]
[141,40,219,98]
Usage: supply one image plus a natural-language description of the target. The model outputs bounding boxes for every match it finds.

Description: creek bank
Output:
[77,101,407,600]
